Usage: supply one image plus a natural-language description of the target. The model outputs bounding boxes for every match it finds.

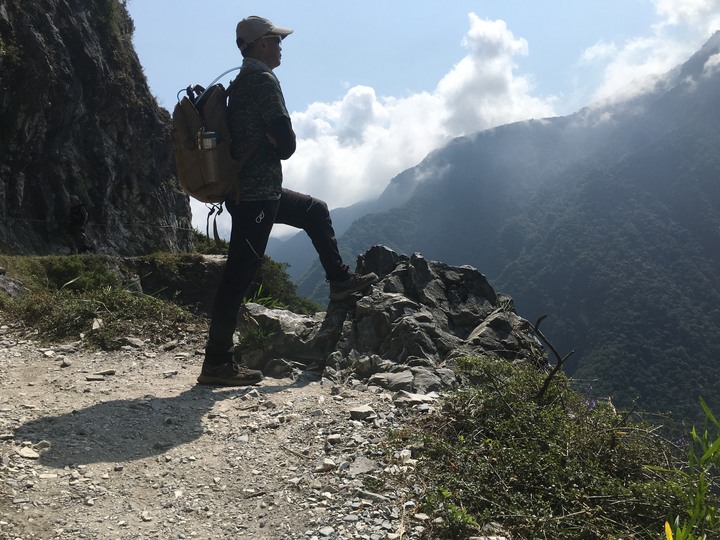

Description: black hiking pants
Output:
[205,188,350,360]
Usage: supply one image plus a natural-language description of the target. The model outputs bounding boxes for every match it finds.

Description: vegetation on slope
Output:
[0,248,320,348]
[392,356,720,539]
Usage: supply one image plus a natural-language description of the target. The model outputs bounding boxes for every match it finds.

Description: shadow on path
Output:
[13,373,319,468]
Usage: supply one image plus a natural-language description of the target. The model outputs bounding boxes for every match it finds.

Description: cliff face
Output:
[0,0,192,254]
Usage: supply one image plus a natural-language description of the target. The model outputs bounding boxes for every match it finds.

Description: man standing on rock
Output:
[198,16,377,387]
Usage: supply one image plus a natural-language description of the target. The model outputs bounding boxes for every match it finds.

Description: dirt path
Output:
[0,323,431,540]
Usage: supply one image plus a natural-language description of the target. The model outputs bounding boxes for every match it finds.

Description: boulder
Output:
[235,246,546,392]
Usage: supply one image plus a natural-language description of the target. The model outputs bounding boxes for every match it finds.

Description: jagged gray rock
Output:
[237,246,546,392]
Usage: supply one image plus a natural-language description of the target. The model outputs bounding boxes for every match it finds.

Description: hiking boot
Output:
[329,272,378,300]
[197,361,263,386]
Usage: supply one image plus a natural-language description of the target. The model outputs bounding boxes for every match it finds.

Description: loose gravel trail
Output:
[0,323,434,540]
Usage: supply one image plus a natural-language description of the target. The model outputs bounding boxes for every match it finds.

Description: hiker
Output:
[197,16,378,387]
[68,195,93,253]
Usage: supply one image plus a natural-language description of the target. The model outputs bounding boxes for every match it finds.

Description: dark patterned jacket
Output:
[228,66,296,201]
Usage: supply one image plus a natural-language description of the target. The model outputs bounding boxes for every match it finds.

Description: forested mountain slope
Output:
[283,32,720,422]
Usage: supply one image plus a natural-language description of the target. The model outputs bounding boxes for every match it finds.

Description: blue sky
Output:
[126,0,720,237]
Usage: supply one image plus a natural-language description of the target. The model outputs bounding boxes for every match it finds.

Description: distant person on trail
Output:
[68,195,93,253]
[197,16,377,387]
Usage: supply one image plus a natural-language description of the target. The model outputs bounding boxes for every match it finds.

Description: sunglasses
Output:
[257,35,282,45]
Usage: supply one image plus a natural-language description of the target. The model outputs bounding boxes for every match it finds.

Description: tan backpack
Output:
[172,68,255,205]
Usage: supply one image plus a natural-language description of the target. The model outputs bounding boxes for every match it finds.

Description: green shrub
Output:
[5,287,197,349]
[664,399,720,540]
[191,228,229,255]
[251,257,321,314]
[397,356,696,539]
[0,251,319,346]
[0,255,120,292]
[189,229,322,313]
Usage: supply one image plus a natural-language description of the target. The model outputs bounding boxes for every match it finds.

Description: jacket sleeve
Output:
[267,116,296,160]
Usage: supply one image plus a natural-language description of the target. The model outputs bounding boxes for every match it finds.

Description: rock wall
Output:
[0,0,192,255]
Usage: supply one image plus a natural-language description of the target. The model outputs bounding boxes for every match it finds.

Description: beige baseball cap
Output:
[236,16,293,50]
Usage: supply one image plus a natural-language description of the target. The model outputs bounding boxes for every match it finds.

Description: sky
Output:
[126,0,720,238]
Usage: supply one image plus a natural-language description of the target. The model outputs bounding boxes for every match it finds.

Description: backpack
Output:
[172,67,262,202]
[172,68,256,240]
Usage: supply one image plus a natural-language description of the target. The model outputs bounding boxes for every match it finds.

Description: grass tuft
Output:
[5,287,197,350]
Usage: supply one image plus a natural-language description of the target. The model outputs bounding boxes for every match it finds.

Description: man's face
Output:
[256,35,283,69]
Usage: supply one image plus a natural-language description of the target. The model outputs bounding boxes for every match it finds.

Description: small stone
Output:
[349,405,376,421]
[17,447,40,459]
[354,489,389,503]
[162,340,179,351]
[368,370,414,392]
[124,337,145,348]
[318,526,335,537]
[347,456,377,477]
[314,458,337,473]
[392,390,438,406]
[326,433,343,445]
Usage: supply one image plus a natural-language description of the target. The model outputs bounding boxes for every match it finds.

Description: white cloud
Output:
[283,87,447,210]
[280,13,555,217]
[587,0,720,104]
[581,40,618,63]
[652,0,720,33]
[704,52,720,75]
[437,15,555,134]
[589,37,685,102]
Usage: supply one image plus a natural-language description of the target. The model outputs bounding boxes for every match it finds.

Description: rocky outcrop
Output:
[0,0,192,255]
[238,246,547,393]
[0,246,546,394]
